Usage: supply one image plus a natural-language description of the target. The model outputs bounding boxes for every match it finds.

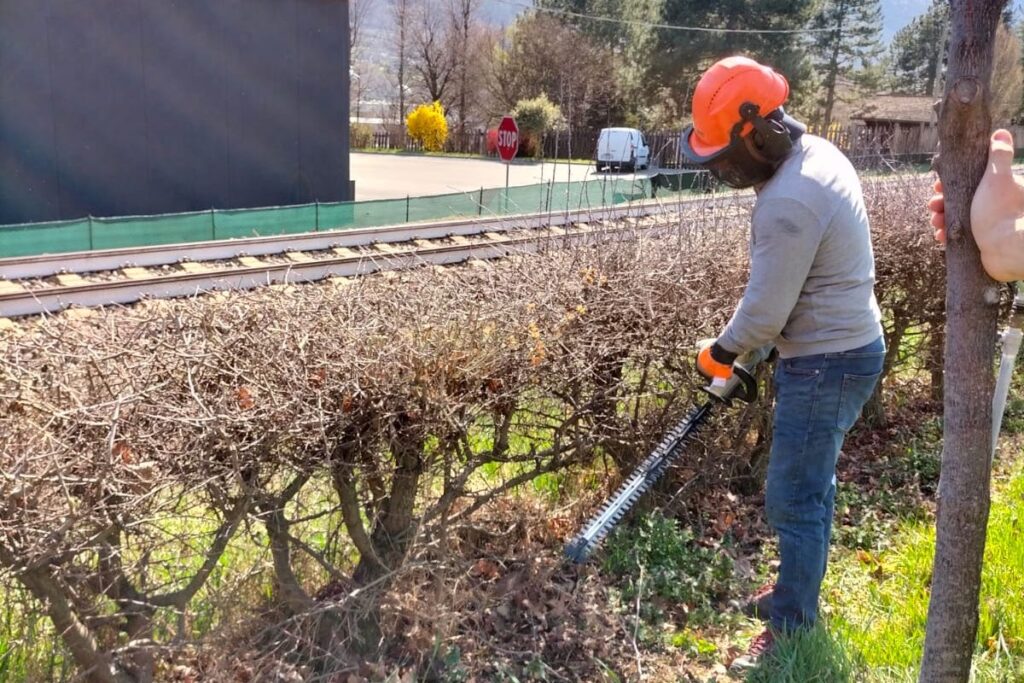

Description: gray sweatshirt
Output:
[718,135,883,359]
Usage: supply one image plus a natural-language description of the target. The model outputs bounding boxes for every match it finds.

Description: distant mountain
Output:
[472,0,937,44]
[480,1,522,25]
[360,1,936,45]
[361,0,522,32]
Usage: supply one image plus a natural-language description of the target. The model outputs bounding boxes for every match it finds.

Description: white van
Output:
[595,127,650,173]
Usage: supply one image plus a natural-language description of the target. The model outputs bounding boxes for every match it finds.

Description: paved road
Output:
[351,153,657,201]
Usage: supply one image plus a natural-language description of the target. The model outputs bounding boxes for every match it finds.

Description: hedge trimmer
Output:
[564,345,774,564]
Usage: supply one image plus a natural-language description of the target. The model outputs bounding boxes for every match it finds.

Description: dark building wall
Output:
[0,0,351,225]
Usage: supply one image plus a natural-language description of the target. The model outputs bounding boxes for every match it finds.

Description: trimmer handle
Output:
[701,344,775,404]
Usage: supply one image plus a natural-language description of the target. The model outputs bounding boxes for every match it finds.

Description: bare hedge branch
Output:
[0,179,947,680]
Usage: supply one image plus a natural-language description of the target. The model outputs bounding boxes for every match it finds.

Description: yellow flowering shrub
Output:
[406,101,448,152]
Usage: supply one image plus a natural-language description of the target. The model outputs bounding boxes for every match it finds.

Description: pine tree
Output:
[617,0,666,125]
[534,0,817,122]
[889,0,949,96]
[810,0,884,129]
[657,0,819,116]
[535,0,656,124]
[534,0,623,45]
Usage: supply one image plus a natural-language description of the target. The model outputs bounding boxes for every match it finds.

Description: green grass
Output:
[747,458,1024,682]
[0,581,76,682]
[744,627,858,683]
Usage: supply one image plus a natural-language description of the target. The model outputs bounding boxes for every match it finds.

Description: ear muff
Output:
[737,102,792,163]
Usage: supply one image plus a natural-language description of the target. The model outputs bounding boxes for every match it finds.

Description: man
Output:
[929,128,1024,281]
[680,56,885,670]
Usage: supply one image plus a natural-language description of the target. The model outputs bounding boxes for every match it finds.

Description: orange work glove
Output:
[696,339,737,387]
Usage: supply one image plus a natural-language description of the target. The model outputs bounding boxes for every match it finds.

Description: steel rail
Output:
[0,200,683,280]
[0,170,947,320]
[0,168,965,282]
[0,223,638,318]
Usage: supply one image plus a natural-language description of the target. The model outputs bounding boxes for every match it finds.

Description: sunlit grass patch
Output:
[744,625,857,683]
[820,459,1024,682]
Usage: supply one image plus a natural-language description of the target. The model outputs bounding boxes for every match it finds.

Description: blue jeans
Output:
[766,337,885,631]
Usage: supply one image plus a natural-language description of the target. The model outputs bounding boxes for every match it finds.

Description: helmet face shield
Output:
[681,127,777,189]
[704,141,777,189]
[681,106,797,189]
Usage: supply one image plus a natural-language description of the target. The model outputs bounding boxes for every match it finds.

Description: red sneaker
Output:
[729,628,776,673]
[742,583,775,620]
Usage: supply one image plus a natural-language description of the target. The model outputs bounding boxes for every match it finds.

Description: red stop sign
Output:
[497,116,519,162]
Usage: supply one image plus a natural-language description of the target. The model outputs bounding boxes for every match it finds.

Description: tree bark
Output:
[822,0,847,131]
[353,418,425,585]
[0,541,125,683]
[929,323,946,402]
[391,0,411,122]
[919,1,1006,680]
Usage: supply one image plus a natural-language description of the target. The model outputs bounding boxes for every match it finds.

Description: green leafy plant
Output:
[511,94,563,157]
[668,628,719,661]
[603,512,735,626]
[426,638,469,683]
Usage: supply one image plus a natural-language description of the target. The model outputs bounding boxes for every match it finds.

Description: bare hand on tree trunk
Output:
[929,129,1024,281]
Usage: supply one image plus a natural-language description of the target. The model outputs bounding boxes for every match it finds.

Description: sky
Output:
[880,0,931,42]
[475,0,937,43]
[364,0,936,43]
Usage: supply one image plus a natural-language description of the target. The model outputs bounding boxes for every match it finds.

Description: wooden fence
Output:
[366,130,487,155]
[356,123,1024,168]
[359,128,699,168]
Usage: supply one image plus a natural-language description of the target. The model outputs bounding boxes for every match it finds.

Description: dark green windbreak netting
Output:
[0,173,705,259]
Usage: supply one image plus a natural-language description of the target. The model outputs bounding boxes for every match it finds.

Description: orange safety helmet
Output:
[682,56,790,162]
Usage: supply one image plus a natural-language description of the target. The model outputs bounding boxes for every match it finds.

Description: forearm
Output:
[718,304,789,356]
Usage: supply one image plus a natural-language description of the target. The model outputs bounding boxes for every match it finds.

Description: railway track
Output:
[1,166,949,322]
[0,199,716,320]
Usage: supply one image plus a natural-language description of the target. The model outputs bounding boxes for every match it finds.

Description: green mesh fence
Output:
[0,173,703,259]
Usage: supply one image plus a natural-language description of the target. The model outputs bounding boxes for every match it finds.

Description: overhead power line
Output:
[493,0,833,34]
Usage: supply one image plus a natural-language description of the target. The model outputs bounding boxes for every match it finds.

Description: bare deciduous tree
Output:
[411,0,456,107]
[448,0,480,135]
[491,13,622,131]
[349,0,377,59]
[390,0,414,122]
[920,0,1007,681]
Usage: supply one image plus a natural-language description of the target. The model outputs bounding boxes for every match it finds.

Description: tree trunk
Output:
[0,546,126,683]
[342,418,424,653]
[822,0,846,131]
[930,17,952,98]
[392,0,409,122]
[929,323,945,402]
[919,2,1005,680]
[353,418,425,585]
[457,2,471,137]
[860,381,887,428]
